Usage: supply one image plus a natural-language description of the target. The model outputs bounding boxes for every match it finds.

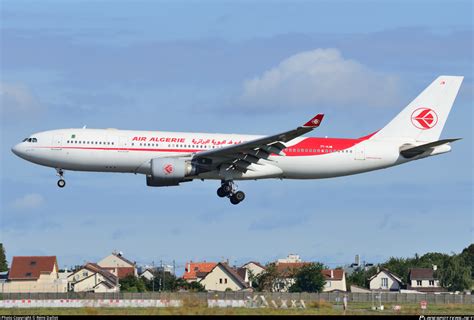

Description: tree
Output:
[181,280,206,292]
[346,266,377,289]
[119,275,147,292]
[145,272,206,292]
[381,257,410,283]
[254,263,280,292]
[289,263,326,293]
[0,244,8,272]
[460,244,474,278]
[148,270,182,292]
[438,255,472,292]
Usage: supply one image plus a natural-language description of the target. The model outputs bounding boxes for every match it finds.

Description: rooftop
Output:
[8,256,58,281]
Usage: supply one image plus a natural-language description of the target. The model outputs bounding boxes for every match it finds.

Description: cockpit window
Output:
[24,138,38,143]
[22,138,28,142]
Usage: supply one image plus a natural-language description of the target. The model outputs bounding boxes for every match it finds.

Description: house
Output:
[183,261,217,283]
[235,267,250,285]
[322,269,347,292]
[274,262,311,292]
[199,263,250,292]
[272,261,347,292]
[407,267,446,293]
[2,256,67,293]
[57,269,72,291]
[369,268,404,291]
[97,251,137,279]
[241,261,266,277]
[139,269,155,281]
[277,254,302,263]
[68,263,119,293]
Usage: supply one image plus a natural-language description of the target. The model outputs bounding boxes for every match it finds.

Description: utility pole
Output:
[173,260,176,276]
[160,260,163,292]
[152,260,155,292]
[162,261,166,291]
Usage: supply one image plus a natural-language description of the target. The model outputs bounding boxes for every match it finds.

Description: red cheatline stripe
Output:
[32,135,369,156]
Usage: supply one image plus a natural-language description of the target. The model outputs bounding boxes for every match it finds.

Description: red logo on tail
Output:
[163,164,174,175]
[411,108,438,130]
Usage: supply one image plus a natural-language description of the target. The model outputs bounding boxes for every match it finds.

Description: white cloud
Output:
[11,193,45,210]
[0,82,41,115]
[241,48,400,109]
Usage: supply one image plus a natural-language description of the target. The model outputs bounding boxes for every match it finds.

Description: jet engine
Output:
[146,158,200,187]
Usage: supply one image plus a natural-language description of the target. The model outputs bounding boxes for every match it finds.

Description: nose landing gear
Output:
[56,169,66,188]
[217,180,245,205]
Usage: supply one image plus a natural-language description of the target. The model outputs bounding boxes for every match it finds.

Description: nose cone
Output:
[11,143,23,157]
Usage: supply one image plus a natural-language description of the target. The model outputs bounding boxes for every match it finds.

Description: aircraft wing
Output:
[192,114,324,173]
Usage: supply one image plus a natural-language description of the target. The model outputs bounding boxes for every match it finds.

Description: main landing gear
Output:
[217,180,245,205]
[56,169,66,188]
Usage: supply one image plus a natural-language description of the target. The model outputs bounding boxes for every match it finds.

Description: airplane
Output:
[11,76,463,205]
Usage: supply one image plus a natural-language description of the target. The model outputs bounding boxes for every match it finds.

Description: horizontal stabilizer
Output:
[400,138,461,158]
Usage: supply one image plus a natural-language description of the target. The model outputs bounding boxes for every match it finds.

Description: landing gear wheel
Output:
[217,187,227,198]
[230,191,245,205]
[234,191,245,202]
[222,184,232,194]
[217,180,234,198]
[230,196,240,205]
[56,168,66,188]
[57,179,66,188]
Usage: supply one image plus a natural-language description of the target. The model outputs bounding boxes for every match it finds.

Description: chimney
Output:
[330,270,334,278]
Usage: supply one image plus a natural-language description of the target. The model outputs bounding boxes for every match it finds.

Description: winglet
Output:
[303,114,324,128]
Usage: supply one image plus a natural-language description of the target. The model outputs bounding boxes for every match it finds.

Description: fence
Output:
[0,291,472,305]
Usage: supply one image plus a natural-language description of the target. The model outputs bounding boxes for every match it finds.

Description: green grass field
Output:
[1,302,473,315]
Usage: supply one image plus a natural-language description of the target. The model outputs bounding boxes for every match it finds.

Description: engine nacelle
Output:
[146,158,197,187]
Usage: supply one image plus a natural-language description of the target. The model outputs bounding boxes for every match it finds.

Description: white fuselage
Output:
[11,128,449,182]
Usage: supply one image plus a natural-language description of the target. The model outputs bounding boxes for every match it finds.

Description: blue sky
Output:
[1,0,472,272]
